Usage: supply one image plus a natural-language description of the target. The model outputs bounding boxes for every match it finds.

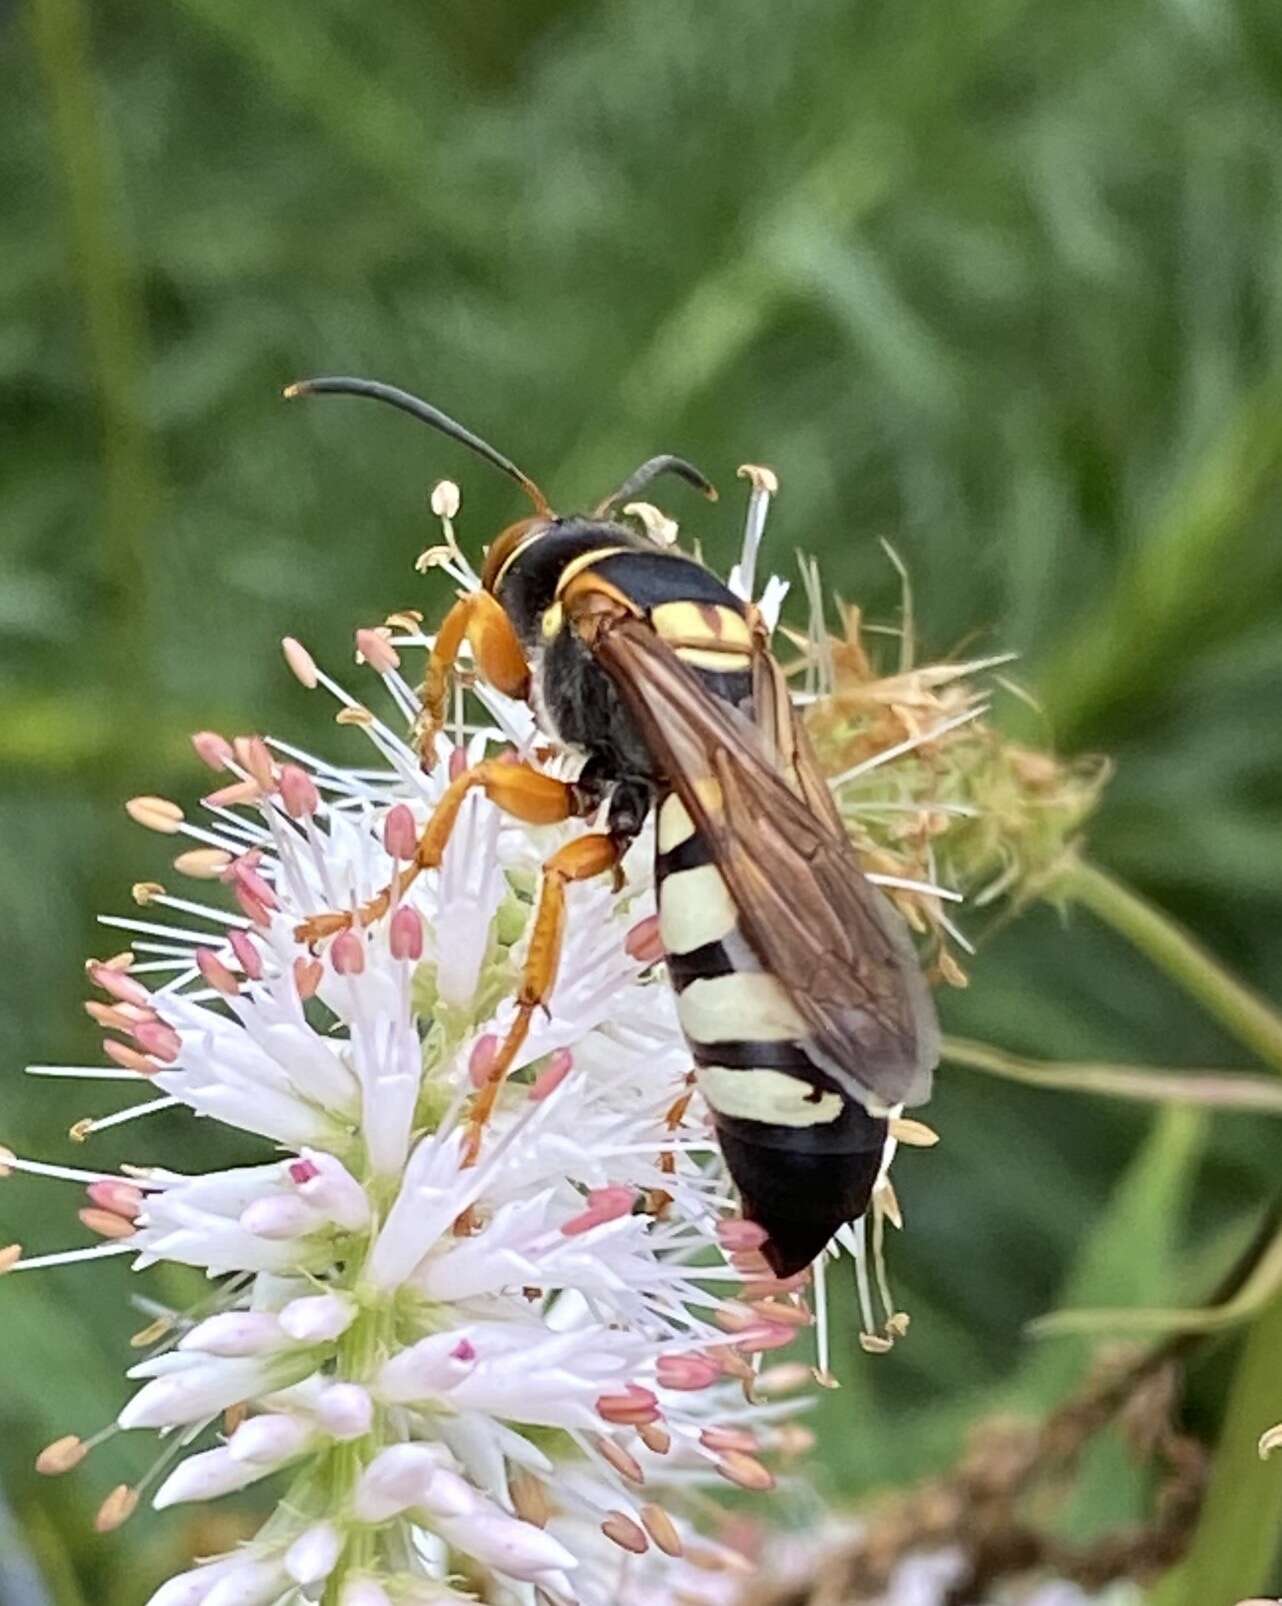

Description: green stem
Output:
[1062,858,1282,1077]
[943,1035,1282,1114]
[1148,1287,1282,1605]
[322,1303,390,1605]
[1029,1211,1282,1339]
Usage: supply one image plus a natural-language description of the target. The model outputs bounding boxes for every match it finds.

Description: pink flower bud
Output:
[228,929,263,981]
[79,1206,135,1240]
[595,1385,660,1426]
[233,885,273,927]
[699,1424,760,1453]
[103,1039,159,1076]
[226,857,278,911]
[233,734,275,791]
[191,730,234,770]
[729,1322,798,1356]
[655,1353,722,1391]
[203,779,262,809]
[196,948,240,997]
[717,1217,770,1252]
[383,803,418,861]
[561,1185,636,1237]
[331,931,365,976]
[278,764,320,819]
[133,1021,182,1064]
[529,1048,573,1102]
[468,1034,499,1089]
[389,906,424,961]
[85,1180,143,1221]
[356,628,400,674]
[625,913,665,965]
[88,963,150,1007]
[448,746,469,781]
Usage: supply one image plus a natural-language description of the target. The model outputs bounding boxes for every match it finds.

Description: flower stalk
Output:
[10,488,956,1605]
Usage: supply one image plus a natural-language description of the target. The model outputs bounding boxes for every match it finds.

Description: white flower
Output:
[4,484,929,1603]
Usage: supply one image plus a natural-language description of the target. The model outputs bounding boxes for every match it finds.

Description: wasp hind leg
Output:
[294,759,580,944]
[462,830,621,1165]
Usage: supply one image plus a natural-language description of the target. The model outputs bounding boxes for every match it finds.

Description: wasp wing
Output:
[591,616,938,1109]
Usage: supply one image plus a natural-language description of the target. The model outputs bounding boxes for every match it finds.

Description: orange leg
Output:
[462,832,620,1165]
[416,591,530,766]
[295,760,578,943]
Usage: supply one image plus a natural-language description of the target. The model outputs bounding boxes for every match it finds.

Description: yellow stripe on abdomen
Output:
[696,1065,843,1127]
[677,972,808,1043]
[657,793,696,853]
[659,863,738,954]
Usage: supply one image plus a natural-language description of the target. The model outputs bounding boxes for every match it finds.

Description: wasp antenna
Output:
[594,455,718,517]
[283,376,552,517]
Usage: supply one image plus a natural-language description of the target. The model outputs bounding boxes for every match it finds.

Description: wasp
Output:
[286,377,939,1277]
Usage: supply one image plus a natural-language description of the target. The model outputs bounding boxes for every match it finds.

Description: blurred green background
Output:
[4,1,1282,1601]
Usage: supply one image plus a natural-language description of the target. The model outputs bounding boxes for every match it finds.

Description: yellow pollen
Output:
[281,636,319,689]
[174,848,233,879]
[335,705,374,726]
[36,1435,87,1475]
[131,882,165,906]
[0,1243,22,1273]
[130,1316,174,1348]
[540,601,564,639]
[94,1484,138,1533]
[715,1450,775,1492]
[125,796,184,833]
[889,1116,939,1147]
[737,462,779,495]
[641,1503,684,1557]
[509,1470,553,1527]
[601,1510,649,1555]
[69,1120,93,1144]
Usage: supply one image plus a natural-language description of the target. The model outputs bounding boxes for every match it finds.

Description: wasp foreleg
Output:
[294,759,579,944]
[461,830,621,1165]
[415,591,530,765]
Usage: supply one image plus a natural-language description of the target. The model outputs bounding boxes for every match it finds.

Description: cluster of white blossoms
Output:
[3,483,933,1606]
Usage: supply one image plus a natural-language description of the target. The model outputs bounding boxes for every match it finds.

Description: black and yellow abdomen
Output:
[655,791,889,1277]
